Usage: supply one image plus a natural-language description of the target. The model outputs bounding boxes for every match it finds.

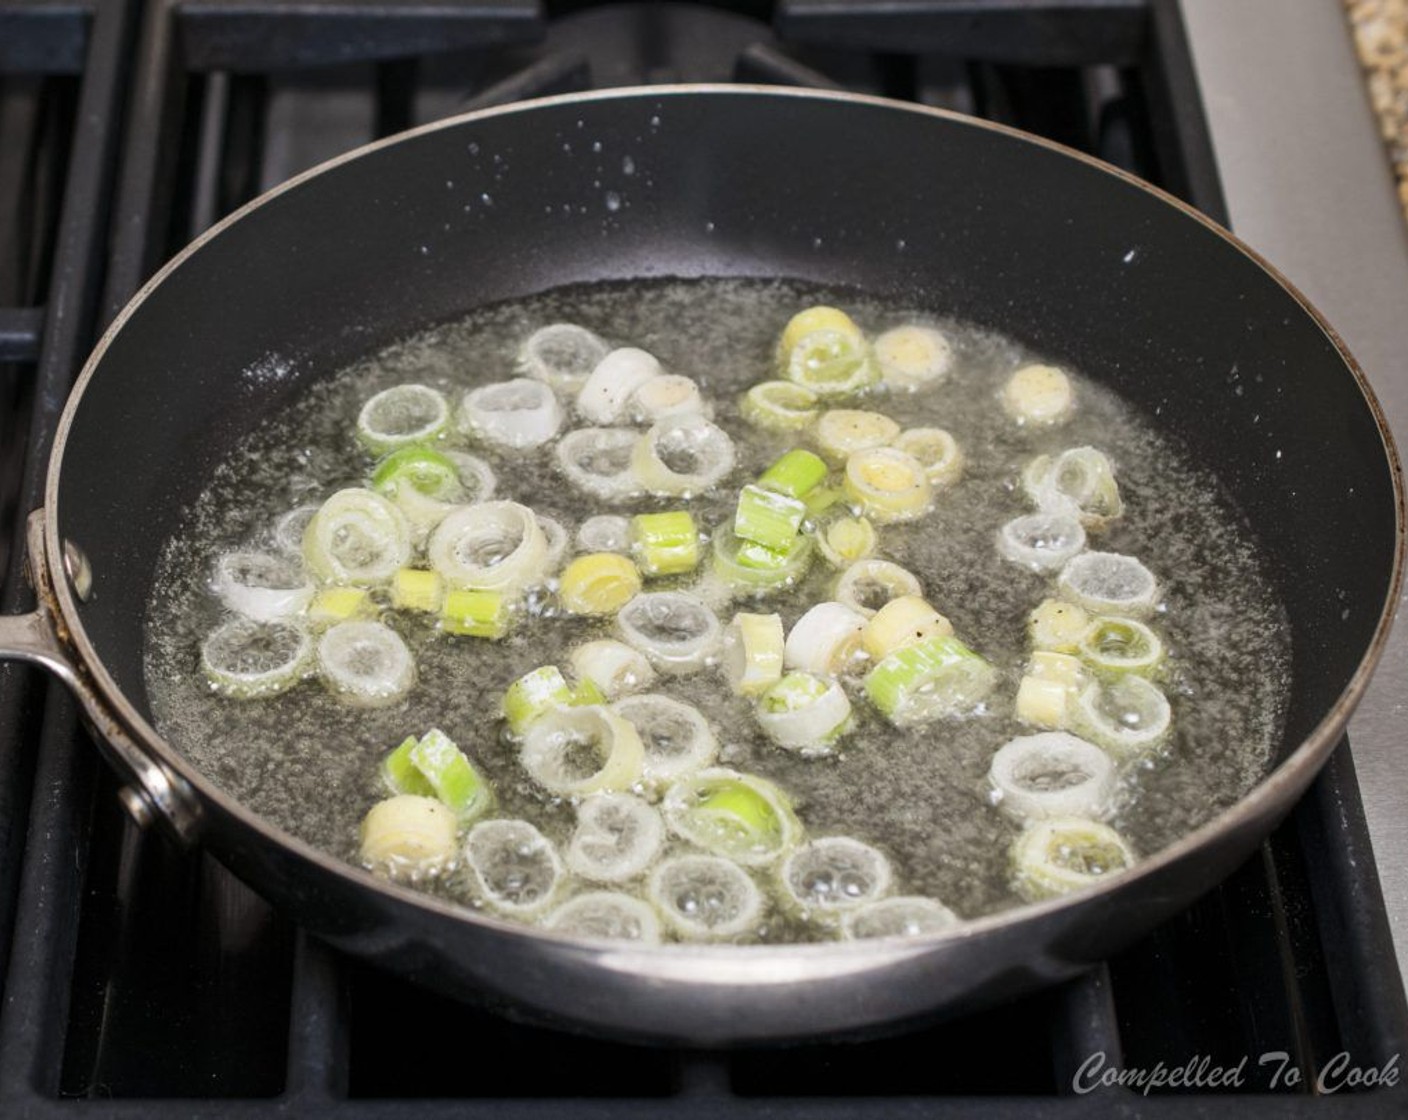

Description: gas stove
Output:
[1,1,1405,1114]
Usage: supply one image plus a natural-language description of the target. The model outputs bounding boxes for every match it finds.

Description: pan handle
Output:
[0,510,202,845]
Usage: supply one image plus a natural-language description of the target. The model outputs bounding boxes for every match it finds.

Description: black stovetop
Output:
[0,2,1404,1114]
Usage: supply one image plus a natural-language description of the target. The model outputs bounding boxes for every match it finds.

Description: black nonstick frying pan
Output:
[0,87,1400,1044]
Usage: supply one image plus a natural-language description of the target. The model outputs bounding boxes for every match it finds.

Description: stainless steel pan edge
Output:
[0,85,1400,1043]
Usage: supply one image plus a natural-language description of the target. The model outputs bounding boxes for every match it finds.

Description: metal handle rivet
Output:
[116,785,154,830]
[62,540,93,602]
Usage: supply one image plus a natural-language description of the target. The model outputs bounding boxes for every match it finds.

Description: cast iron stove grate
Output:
[0,2,1404,1115]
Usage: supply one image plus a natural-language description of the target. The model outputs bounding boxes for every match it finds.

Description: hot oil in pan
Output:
[142,278,1290,931]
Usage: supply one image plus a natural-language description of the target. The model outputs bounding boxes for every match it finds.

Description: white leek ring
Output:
[873,324,954,390]
[630,374,708,422]
[464,819,564,915]
[756,672,852,753]
[784,601,868,677]
[316,619,415,707]
[779,837,893,913]
[519,705,645,796]
[1058,551,1159,618]
[893,428,964,489]
[1011,817,1135,901]
[428,501,547,592]
[303,488,411,586]
[212,551,313,621]
[519,322,610,392]
[660,768,801,868]
[578,347,664,423]
[356,383,450,454]
[997,511,1087,572]
[570,639,656,699]
[612,693,719,783]
[565,793,666,883]
[1071,675,1172,758]
[202,618,312,699]
[460,378,563,449]
[648,854,765,941]
[576,514,631,555]
[632,415,736,497]
[988,732,1116,823]
[843,447,932,523]
[843,897,960,939]
[557,427,642,502]
[616,592,722,675]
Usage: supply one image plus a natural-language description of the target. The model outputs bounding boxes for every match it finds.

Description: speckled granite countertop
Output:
[1348,0,1408,218]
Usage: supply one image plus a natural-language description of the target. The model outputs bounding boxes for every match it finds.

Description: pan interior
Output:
[55,89,1397,831]
[139,274,1291,930]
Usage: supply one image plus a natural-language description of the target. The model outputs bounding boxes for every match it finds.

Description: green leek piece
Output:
[758,449,828,500]
[382,728,492,822]
[371,445,462,500]
[711,524,813,592]
[441,588,511,639]
[1077,617,1165,677]
[503,666,574,734]
[734,484,807,553]
[382,735,435,797]
[391,568,443,613]
[629,510,700,576]
[864,634,997,726]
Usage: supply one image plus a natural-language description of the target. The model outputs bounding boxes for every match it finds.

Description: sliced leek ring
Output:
[428,501,548,592]
[616,592,722,675]
[813,409,900,463]
[783,602,868,677]
[519,704,645,796]
[537,515,570,572]
[779,836,893,913]
[756,672,853,753]
[873,324,955,390]
[358,795,458,881]
[570,639,656,700]
[518,322,610,393]
[557,427,643,502]
[559,552,642,616]
[273,505,319,556]
[202,618,313,699]
[444,451,497,502]
[1023,446,1123,530]
[660,768,801,867]
[565,792,666,883]
[316,620,416,707]
[1078,616,1165,677]
[813,514,878,570]
[864,634,997,726]
[778,305,863,358]
[356,384,450,454]
[1011,817,1135,901]
[862,595,953,659]
[988,732,1116,823]
[464,819,564,916]
[721,612,785,696]
[632,415,736,497]
[784,328,879,398]
[1071,675,1172,759]
[648,854,765,941]
[834,559,923,617]
[613,693,719,783]
[843,447,932,523]
[711,524,814,596]
[1058,551,1159,619]
[843,896,960,940]
[893,428,964,489]
[303,488,411,586]
[460,377,564,449]
[1000,364,1074,428]
[212,551,314,621]
[741,380,820,430]
[1028,598,1091,653]
[545,891,662,943]
[997,511,1087,573]
[578,346,664,423]
[630,374,708,423]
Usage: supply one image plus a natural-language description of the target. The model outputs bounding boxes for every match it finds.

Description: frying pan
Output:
[0,87,1401,1044]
